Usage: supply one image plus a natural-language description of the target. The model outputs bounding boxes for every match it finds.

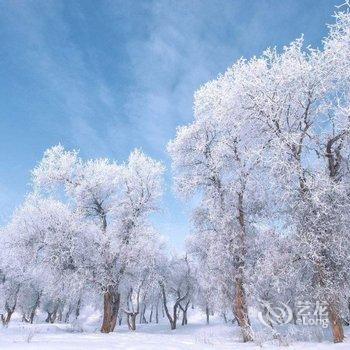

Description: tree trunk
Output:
[206,306,210,324]
[2,310,14,326]
[324,139,345,343]
[130,314,137,330]
[234,191,253,342]
[1,287,20,326]
[234,278,253,342]
[126,314,131,329]
[29,311,35,324]
[75,298,81,319]
[172,305,178,330]
[110,296,120,332]
[139,305,143,324]
[45,312,52,323]
[155,299,159,324]
[101,288,120,333]
[57,309,63,322]
[29,292,41,324]
[160,283,177,330]
[328,304,344,343]
[149,305,153,323]
[64,308,72,323]
[1,305,16,326]
[139,304,147,324]
[180,300,190,326]
[49,302,59,323]
[181,309,188,325]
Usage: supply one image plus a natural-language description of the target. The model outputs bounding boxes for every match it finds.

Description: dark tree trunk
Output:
[29,292,41,324]
[142,307,147,323]
[155,298,159,324]
[50,306,58,323]
[180,300,190,326]
[101,287,120,333]
[1,287,20,326]
[160,283,177,330]
[64,308,72,323]
[130,314,137,330]
[75,298,81,319]
[1,309,15,326]
[206,306,210,324]
[160,282,190,331]
[125,311,138,331]
[149,305,153,323]
[45,312,52,323]
[57,309,63,322]
[181,310,188,325]
[139,304,147,324]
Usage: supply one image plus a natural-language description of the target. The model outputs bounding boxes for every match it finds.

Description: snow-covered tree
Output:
[158,255,193,330]
[120,226,166,331]
[32,145,164,333]
[170,5,350,343]
[168,64,268,341]
[0,193,90,325]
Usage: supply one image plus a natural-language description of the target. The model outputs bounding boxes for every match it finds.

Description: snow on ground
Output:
[1,312,350,350]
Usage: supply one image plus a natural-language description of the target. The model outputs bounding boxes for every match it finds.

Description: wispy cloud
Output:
[1,1,118,157]
[120,0,239,156]
[0,0,337,244]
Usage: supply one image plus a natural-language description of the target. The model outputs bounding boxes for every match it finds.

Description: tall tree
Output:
[32,145,164,333]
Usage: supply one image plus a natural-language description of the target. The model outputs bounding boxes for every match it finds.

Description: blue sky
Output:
[0,0,338,247]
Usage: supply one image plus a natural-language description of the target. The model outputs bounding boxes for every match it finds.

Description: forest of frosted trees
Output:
[1,5,350,346]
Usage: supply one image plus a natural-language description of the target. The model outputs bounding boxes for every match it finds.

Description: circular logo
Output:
[258,300,293,327]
